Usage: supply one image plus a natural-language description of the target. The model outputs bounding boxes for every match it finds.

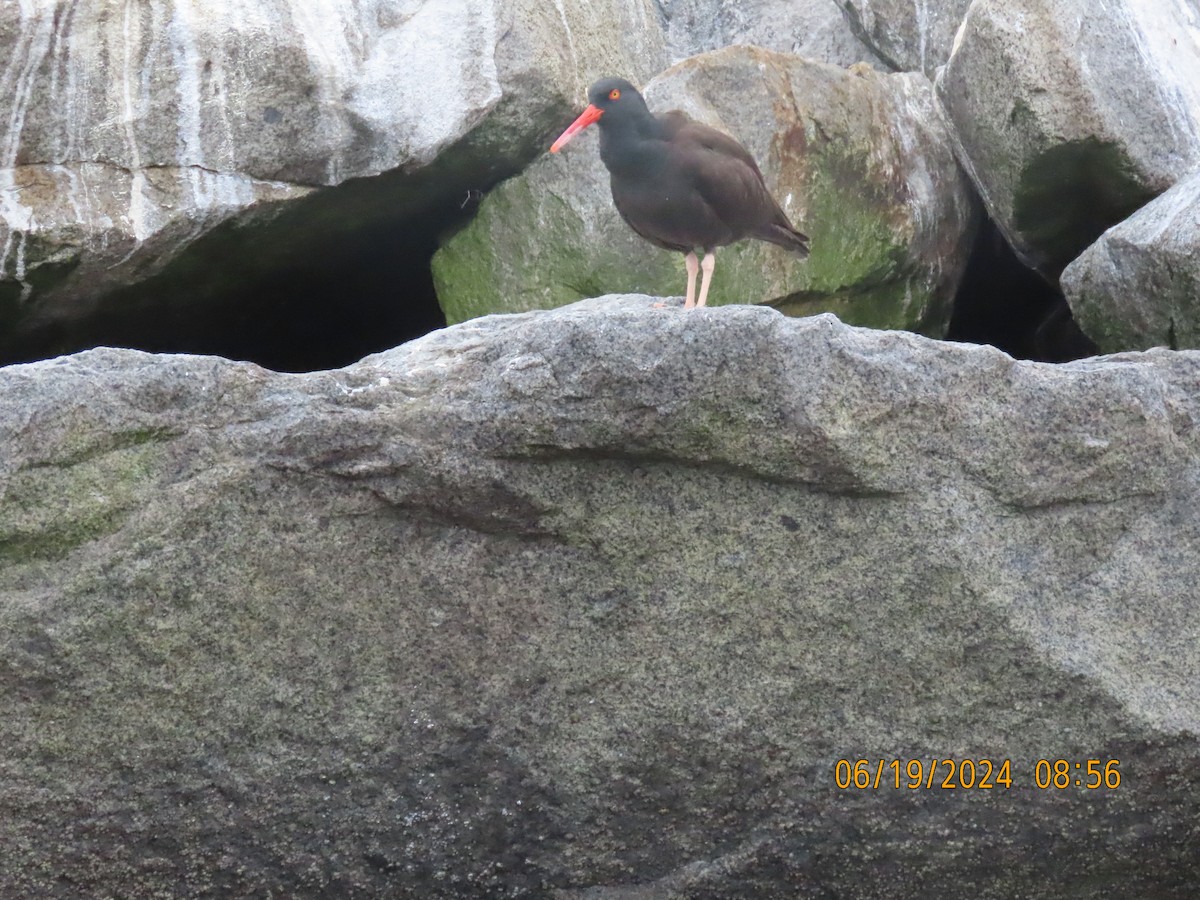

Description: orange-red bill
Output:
[550,104,603,152]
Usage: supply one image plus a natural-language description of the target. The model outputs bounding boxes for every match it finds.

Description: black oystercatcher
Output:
[550,77,810,309]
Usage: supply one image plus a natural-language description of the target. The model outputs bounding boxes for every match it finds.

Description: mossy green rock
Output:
[434,47,979,334]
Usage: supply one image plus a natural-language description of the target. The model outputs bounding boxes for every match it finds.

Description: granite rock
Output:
[837,0,973,76]
[936,0,1200,276]
[663,0,885,68]
[1062,170,1200,353]
[2,295,1198,897]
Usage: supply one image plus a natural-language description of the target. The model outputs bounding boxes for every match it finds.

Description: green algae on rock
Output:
[434,47,978,334]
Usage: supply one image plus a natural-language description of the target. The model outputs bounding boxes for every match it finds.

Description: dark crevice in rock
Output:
[0,186,459,374]
[502,446,903,497]
[834,1,904,72]
[0,99,564,373]
[947,217,1098,363]
[1012,137,1159,276]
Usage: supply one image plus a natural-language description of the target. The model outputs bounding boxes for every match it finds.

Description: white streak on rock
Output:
[168,0,206,170]
[166,0,240,217]
[291,0,357,74]
[61,0,85,162]
[120,0,151,244]
[9,231,31,301]
[46,0,69,157]
[288,0,364,181]
[1,1,54,164]
[206,43,238,170]
[553,0,581,94]
[915,0,929,73]
[0,0,54,290]
[56,164,85,226]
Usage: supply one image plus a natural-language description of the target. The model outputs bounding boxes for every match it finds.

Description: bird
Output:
[550,77,809,309]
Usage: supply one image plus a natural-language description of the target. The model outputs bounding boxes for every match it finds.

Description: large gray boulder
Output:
[2,295,1199,897]
[937,0,1200,277]
[1061,170,1200,353]
[433,46,979,335]
[0,0,667,187]
[663,0,886,68]
[0,0,667,354]
[836,0,974,75]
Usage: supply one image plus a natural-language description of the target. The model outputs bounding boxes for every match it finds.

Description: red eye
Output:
[609,88,621,101]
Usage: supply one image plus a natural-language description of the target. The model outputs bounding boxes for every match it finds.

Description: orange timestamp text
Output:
[834,758,1122,790]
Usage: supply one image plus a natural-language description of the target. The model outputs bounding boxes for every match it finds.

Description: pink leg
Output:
[683,252,699,309]
[695,251,716,308]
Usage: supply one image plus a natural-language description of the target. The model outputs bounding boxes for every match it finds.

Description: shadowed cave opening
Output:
[946,217,1097,363]
[101,215,454,375]
[0,211,455,375]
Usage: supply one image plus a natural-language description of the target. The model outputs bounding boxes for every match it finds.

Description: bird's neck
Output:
[598,115,665,177]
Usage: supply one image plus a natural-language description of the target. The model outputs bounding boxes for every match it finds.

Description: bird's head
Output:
[550,77,645,153]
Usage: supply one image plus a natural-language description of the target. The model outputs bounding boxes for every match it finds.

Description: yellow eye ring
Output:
[609,88,621,101]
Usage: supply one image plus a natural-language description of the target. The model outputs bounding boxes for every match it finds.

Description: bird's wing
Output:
[613,200,692,253]
[664,114,767,179]
[664,115,781,236]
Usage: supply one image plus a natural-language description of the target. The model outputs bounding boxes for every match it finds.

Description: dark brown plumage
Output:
[551,77,809,308]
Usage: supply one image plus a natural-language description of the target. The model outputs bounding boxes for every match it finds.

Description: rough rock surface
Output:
[936,0,1200,277]
[434,46,978,334]
[0,0,667,355]
[837,0,973,75]
[2,295,1199,898]
[1062,170,1200,353]
[663,0,885,68]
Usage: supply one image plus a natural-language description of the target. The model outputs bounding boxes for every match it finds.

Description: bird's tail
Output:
[761,221,811,259]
